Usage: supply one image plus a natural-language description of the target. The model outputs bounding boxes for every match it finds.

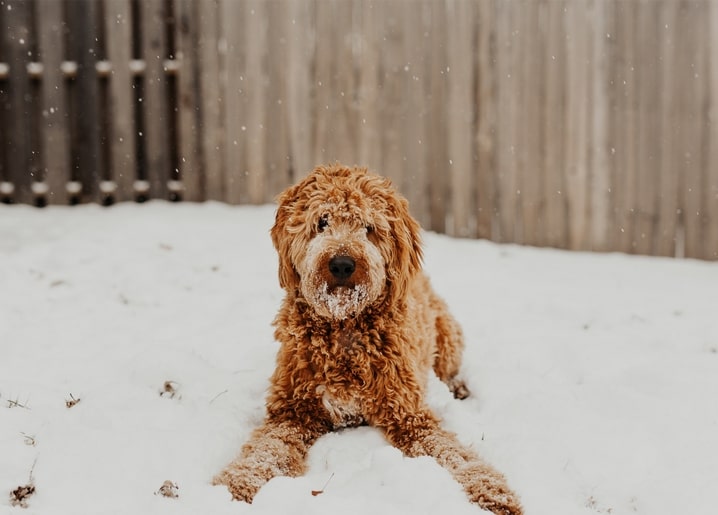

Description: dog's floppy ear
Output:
[386,193,423,302]
[271,185,301,291]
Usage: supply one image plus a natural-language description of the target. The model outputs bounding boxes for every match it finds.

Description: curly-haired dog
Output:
[213,164,522,515]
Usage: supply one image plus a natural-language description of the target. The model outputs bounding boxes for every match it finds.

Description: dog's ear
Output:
[386,194,423,302]
[271,186,301,291]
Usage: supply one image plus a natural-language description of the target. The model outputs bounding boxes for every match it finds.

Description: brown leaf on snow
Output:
[155,480,179,498]
[9,483,35,508]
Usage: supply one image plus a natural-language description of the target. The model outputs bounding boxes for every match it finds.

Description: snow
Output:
[1,201,717,515]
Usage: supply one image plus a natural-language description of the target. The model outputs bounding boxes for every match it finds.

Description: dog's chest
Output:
[316,384,364,428]
[313,327,375,428]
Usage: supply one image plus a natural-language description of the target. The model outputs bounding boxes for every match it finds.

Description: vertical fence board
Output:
[400,1,429,227]
[657,1,680,257]
[314,0,356,168]
[285,0,314,183]
[589,0,611,252]
[36,0,69,204]
[676,1,707,259]
[564,1,591,251]
[140,0,170,199]
[67,0,103,203]
[446,0,475,238]
[634,1,661,256]
[312,0,332,166]
[265,0,290,197]
[104,0,136,203]
[543,0,568,248]
[427,0,448,234]
[707,0,718,260]
[377,2,405,192]
[243,0,268,204]
[519,0,544,246]
[3,0,33,203]
[357,1,381,175]
[221,0,245,204]
[475,0,497,241]
[174,0,202,201]
[197,0,224,201]
[495,0,520,243]
[610,1,638,253]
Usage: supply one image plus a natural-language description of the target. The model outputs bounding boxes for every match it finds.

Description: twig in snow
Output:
[7,396,30,410]
[311,473,335,496]
[65,393,81,408]
[20,433,36,446]
[209,389,228,404]
[9,459,37,508]
[160,381,181,399]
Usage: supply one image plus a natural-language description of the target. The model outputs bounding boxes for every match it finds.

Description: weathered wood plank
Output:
[3,0,33,203]
[495,0,520,243]
[377,1,405,192]
[543,0,568,249]
[220,0,246,204]
[519,0,544,246]
[589,0,612,252]
[634,0,661,256]
[475,0,497,241]
[286,0,315,182]
[357,0,382,178]
[313,0,354,168]
[446,0,475,237]
[67,0,103,203]
[427,0,448,234]
[610,0,638,254]
[104,0,136,203]
[140,0,170,199]
[656,1,681,257]
[243,0,268,204]
[564,0,591,251]
[36,0,70,204]
[401,0,431,229]
[675,1,707,259]
[197,0,225,201]
[707,0,718,260]
[265,0,290,197]
[174,0,202,201]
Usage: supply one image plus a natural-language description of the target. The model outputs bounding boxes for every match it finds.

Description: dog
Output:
[213,164,522,515]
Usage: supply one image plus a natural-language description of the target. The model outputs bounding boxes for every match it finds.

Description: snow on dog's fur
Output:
[213,164,522,515]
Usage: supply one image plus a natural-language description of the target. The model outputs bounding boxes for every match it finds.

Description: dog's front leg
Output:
[213,418,324,503]
[379,409,523,515]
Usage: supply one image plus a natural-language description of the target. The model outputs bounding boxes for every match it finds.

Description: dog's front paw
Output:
[456,464,523,515]
[212,467,261,503]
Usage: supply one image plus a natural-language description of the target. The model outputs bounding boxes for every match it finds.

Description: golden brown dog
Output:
[214,164,522,515]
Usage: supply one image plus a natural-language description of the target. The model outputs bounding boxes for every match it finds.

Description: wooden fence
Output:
[0,0,717,260]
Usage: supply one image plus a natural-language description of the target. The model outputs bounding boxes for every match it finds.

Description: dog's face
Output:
[271,165,423,320]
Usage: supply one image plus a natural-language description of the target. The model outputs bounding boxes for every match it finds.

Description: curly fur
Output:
[213,164,522,515]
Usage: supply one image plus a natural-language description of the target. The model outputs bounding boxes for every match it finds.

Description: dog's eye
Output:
[366,225,374,234]
[317,216,329,232]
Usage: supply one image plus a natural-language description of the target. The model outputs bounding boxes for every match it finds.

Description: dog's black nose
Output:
[328,255,356,280]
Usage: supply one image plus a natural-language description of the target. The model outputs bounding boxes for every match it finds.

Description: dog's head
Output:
[271,164,423,320]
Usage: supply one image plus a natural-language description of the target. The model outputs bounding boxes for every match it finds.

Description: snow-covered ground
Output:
[1,201,716,515]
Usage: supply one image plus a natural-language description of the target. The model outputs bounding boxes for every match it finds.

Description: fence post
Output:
[174,0,202,201]
[36,0,70,205]
[66,0,103,204]
[104,0,137,203]
[3,0,33,204]
[140,0,171,199]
